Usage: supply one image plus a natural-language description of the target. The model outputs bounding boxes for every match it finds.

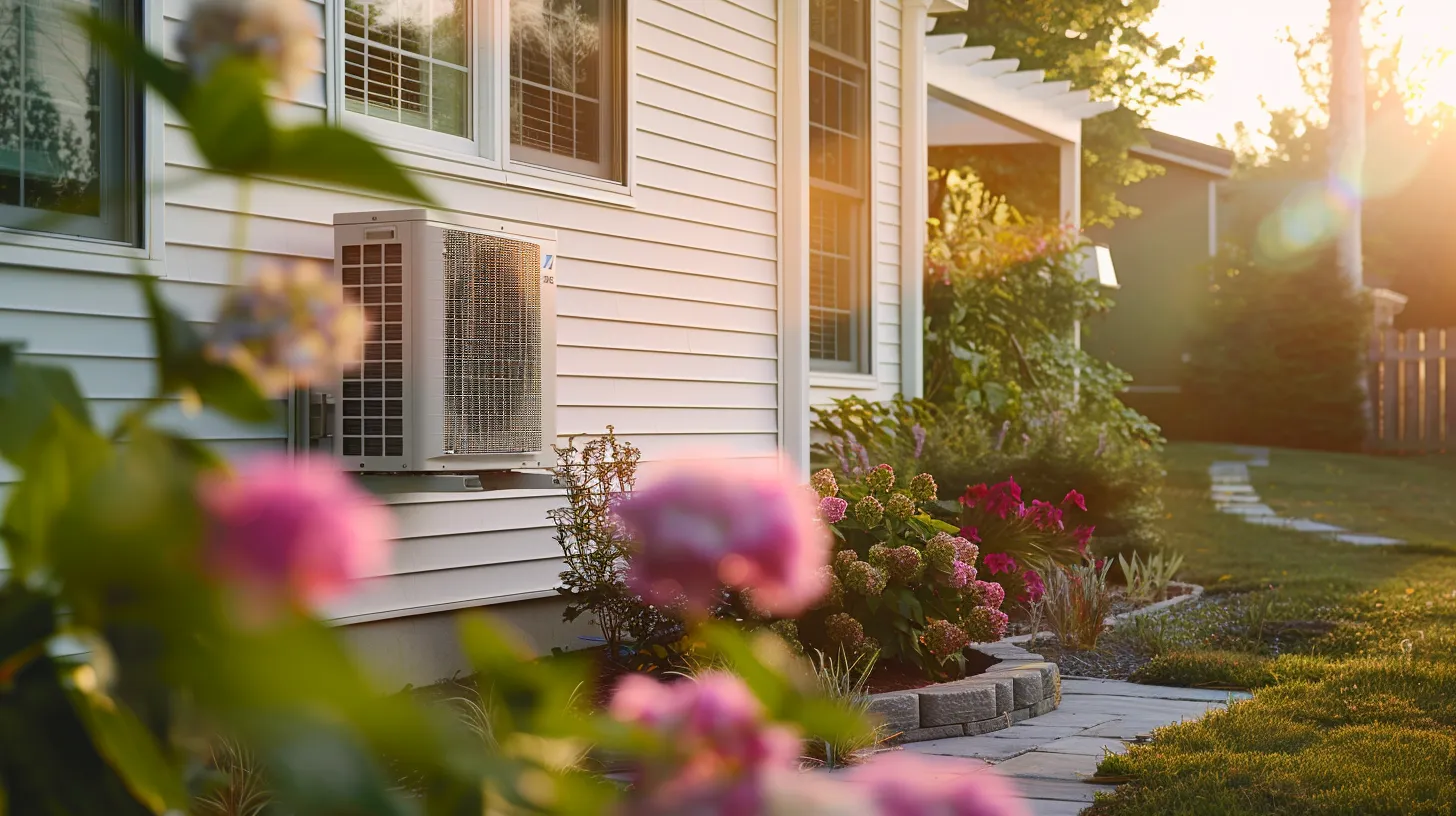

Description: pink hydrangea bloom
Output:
[950,559,976,589]
[1062,489,1087,512]
[848,753,1030,816]
[974,579,1006,610]
[983,552,1019,576]
[613,456,830,616]
[819,496,849,524]
[610,671,800,810]
[198,454,390,615]
[1020,569,1046,603]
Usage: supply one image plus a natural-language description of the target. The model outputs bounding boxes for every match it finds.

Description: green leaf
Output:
[182,60,274,173]
[75,14,191,108]
[0,360,93,470]
[69,690,189,815]
[268,126,432,202]
[137,276,274,424]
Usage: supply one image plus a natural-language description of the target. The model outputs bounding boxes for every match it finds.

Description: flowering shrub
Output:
[551,428,681,661]
[795,465,1008,679]
[957,476,1097,607]
[0,5,1031,814]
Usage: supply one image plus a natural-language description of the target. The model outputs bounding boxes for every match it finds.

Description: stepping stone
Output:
[1011,778,1116,804]
[1219,504,1276,516]
[1211,483,1257,498]
[1243,515,1293,527]
[905,734,1046,760]
[1212,493,1262,504]
[1332,533,1405,546]
[1286,518,1346,534]
[1025,798,1098,816]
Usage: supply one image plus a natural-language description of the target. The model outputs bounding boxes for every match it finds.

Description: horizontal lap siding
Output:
[0,0,781,621]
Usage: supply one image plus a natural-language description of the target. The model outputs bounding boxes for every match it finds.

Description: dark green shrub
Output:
[1181,249,1369,451]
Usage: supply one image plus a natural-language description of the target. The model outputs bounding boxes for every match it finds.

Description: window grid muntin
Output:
[0,0,138,244]
[508,0,620,180]
[807,2,869,370]
[343,0,470,138]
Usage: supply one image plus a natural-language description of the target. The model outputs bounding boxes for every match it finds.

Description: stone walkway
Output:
[1210,447,1404,546]
[900,678,1251,815]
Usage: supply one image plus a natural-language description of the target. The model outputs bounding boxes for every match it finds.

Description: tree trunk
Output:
[1328,0,1366,289]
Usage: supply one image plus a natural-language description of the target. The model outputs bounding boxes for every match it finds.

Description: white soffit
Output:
[924,18,1117,147]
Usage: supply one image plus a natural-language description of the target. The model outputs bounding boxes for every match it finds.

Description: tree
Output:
[1218,10,1456,326]
[931,0,1214,228]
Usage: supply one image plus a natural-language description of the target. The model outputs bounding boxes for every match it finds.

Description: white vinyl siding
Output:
[0,0,786,622]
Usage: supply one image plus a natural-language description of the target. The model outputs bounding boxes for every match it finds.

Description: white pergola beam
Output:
[964,58,1019,78]
[925,33,968,53]
[995,69,1045,89]
[1020,79,1072,99]
[937,45,996,66]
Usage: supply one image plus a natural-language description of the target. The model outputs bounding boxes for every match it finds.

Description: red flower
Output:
[1019,569,1046,603]
[959,483,990,508]
[1062,489,1087,512]
[959,526,981,543]
[1027,499,1064,531]
[983,476,1023,520]
[1073,525,1095,556]
[983,552,1018,575]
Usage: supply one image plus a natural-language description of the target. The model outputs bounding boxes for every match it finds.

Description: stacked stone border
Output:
[867,641,1061,745]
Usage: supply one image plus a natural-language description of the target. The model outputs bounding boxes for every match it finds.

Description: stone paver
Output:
[893,677,1246,816]
[1206,453,1405,547]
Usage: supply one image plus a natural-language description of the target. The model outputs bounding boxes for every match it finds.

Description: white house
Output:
[0,0,1100,683]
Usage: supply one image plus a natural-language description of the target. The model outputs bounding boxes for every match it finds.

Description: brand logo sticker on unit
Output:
[542,254,555,270]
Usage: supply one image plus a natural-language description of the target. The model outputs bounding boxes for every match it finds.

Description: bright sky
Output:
[1146,0,1456,146]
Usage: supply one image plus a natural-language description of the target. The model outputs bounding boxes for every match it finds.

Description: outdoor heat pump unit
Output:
[332,209,557,473]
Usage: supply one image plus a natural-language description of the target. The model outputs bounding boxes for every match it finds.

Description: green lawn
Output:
[1088,442,1456,815]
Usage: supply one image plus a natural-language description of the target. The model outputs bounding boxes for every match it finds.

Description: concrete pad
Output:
[989,724,1087,740]
[995,750,1101,779]
[1026,799,1093,816]
[1212,493,1262,504]
[1059,679,1248,703]
[1010,708,1120,729]
[1333,533,1405,546]
[904,734,1046,760]
[1080,717,1196,739]
[1010,778,1117,804]
[1209,483,1256,494]
[1038,736,1129,756]
[1286,518,1346,534]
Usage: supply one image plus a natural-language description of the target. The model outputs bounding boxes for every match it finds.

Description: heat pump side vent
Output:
[441,229,543,455]
[339,241,407,459]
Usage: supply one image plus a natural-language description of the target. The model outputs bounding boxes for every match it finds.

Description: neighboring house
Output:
[0,0,1100,683]
[1082,130,1235,433]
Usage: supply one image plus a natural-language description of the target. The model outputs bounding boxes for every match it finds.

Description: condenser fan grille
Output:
[340,241,406,459]
[442,230,543,454]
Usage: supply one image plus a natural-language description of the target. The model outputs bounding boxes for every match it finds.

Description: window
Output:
[339,0,626,184]
[509,0,622,180]
[344,0,470,140]
[807,0,869,371]
[0,0,141,245]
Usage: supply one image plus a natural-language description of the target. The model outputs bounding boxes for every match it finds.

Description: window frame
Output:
[506,0,625,182]
[0,0,157,260]
[331,0,633,200]
[805,0,873,377]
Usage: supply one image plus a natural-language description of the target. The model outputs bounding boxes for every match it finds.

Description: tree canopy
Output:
[931,0,1215,228]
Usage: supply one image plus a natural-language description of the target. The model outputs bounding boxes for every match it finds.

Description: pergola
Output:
[922,19,1117,233]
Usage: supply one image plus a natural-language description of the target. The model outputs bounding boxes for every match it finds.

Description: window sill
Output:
[364,132,637,210]
[0,229,162,276]
[810,371,883,391]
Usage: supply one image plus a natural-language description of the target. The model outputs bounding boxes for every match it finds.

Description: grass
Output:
[1088,442,1456,815]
